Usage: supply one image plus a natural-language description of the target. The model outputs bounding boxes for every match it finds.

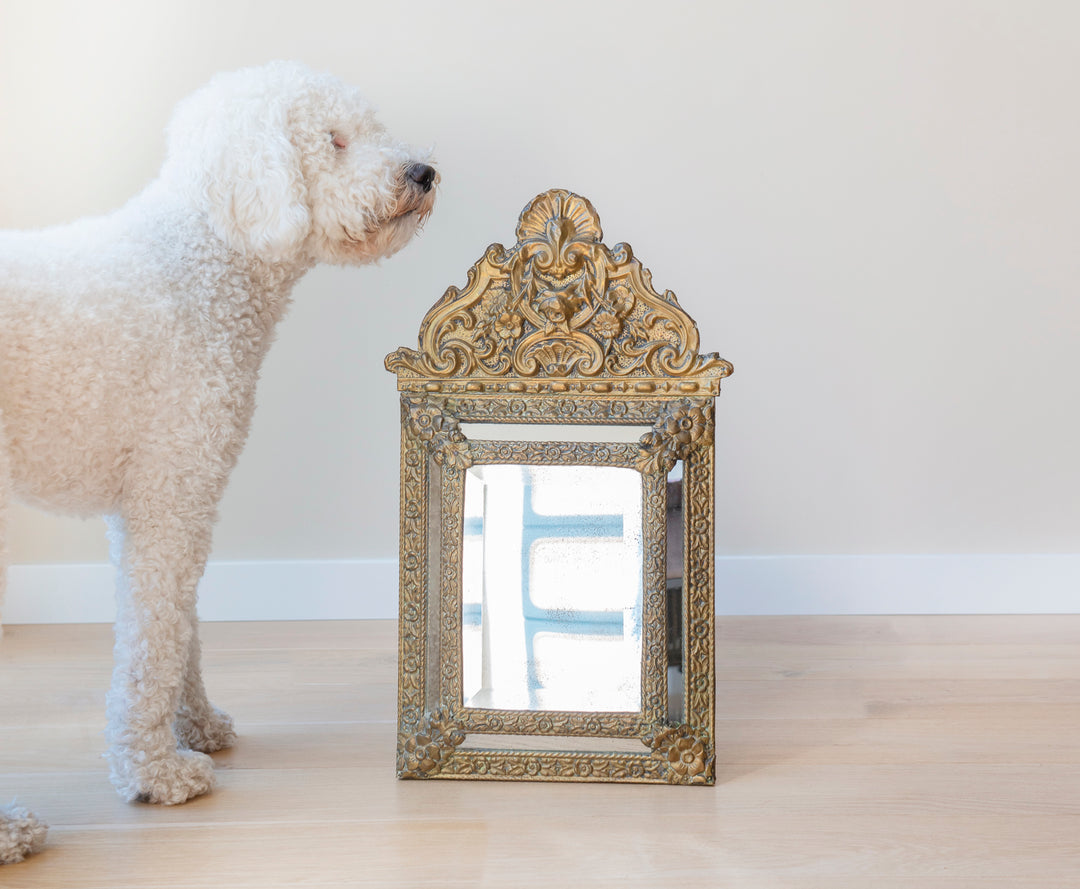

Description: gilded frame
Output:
[386,190,732,784]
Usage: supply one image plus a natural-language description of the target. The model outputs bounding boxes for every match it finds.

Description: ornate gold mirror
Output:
[386,189,732,784]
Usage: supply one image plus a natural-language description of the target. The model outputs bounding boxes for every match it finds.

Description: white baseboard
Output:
[713,554,1080,615]
[3,559,399,624]
[2,554,1077,624]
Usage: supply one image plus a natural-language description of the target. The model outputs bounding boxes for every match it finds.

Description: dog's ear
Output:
[162,71,311,261]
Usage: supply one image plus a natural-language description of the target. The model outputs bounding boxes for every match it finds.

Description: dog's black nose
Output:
[406,163,436,192]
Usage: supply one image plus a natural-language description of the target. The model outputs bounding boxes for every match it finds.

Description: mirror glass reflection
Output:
[666,460,685,722]
[462,464,643,712]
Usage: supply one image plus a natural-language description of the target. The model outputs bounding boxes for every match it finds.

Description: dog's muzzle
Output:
[406,163,437,193]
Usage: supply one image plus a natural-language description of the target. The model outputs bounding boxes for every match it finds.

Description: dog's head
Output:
[160,61,437,266]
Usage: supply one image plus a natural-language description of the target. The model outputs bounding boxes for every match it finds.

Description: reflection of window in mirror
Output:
[462,464,643,713]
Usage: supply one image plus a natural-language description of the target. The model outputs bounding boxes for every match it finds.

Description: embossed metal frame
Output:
[386,189,732,784]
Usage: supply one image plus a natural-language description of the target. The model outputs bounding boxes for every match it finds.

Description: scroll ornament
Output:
[385,189,733,385]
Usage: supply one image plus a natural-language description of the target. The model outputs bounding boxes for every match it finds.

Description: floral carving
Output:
[636,402,714,473]
[385,189,733,384]
[469,440,638,469]
[398,709,466,778]
[446,396,674,425]
[592,310,622,340]
[492,311,524,346]
[683,451,716,735]
[402,396,472,469]
[645,723,714,785]
[396,437,427,736]
[442,750,667,782]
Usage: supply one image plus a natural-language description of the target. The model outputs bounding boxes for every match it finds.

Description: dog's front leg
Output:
[104,511,216,805]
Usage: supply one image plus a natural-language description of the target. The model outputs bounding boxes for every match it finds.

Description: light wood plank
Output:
[2,616,1079,887]
[5,709,1078,774]
[8,761,1080,826]
[717,613,1080,644]
[717,642,1080,680]
[9,815,1080,888]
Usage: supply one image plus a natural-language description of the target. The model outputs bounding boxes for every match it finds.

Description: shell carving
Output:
[385,189,732,384]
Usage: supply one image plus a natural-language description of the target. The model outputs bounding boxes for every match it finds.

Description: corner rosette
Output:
[644,722,715,785]
[402,396,472,469]
[398,709,466,778]
[635,402,714,473]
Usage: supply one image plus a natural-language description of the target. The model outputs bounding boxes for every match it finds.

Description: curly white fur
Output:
[0,805,47,865]
[0,61,436,864]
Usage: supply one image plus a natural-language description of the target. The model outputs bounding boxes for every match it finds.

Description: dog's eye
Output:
[330,132,348,150]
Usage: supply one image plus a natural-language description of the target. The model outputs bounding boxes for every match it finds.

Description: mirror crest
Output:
[385,188,733,393]
[386,189,731,785]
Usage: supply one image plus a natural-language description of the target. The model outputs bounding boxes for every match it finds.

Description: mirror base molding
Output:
[398,709,715,785]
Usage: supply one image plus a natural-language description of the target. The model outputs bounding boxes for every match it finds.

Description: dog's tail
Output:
[0,803,48,865]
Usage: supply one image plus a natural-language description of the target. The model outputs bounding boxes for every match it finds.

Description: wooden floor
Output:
[1,616,1078,888]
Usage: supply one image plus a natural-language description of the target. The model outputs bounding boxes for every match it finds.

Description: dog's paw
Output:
[0,805,48,865]
[110,747,216,806]
[174,705,236,754]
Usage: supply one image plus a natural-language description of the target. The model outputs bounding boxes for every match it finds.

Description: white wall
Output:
[2,1,1079,616]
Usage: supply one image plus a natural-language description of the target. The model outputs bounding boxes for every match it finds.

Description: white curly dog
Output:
[0,61,436,864]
